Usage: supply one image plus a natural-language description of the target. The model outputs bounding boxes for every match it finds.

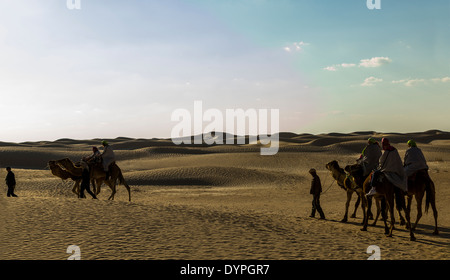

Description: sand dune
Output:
[1,130,449,260]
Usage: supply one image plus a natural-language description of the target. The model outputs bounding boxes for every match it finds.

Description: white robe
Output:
[101,145,116,171]
[379,148,407,191]
[404,147,428,177]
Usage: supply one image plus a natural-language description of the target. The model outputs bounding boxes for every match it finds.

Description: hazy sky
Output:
[0,0,449,142]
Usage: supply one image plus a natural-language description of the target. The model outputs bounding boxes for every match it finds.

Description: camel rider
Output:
[84,146,102,164]
[367,138,407,196]
[101,141,116,180]
[404,140,428,178]
[357,137,382,177]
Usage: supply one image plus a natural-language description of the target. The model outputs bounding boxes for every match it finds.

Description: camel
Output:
[48,160,82,195]
[406,169,439,235]
[50,158,131,201]
[49,160,106,197]
[361,172,416,241]
[326,160,374,223]
[344,163,408,227]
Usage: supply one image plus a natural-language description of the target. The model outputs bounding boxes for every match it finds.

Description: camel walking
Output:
[326,160,375,223]
[406,169,439,235]
[361,172,416,241]
[49,158,131,201]
[48,160,82,195]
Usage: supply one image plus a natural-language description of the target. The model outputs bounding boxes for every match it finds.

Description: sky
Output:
[0,0,449,142]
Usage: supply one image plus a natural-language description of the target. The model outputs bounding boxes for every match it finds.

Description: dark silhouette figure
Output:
[5,167,18,197]
[309,168,325,219]
[79,160,97,199]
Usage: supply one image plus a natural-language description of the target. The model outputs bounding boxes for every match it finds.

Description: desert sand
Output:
[0,130,449,260]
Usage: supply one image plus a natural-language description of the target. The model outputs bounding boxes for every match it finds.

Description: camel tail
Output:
[118,169,129,187]
[118,169,125,185]
[425,178,435,214]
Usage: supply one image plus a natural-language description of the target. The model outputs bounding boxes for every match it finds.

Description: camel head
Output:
[56,158,77,168]
[55,158,83,176]
[48,160,72,180]
[344,165,352,173]
[48,160,57,170]
[326,160,339,171]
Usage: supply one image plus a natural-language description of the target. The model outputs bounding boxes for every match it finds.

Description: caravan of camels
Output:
[49,158,131,202]
[45,136,439,243]
[325,158,438,241]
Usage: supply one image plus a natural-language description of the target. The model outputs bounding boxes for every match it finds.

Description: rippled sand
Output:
[1,131,449,260]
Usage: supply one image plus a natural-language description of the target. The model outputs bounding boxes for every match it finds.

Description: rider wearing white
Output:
[404,139,428,177]
[367,138,407,196]
[101,141,116,180]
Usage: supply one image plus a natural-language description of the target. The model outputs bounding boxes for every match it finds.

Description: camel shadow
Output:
[412,224,450,239]
[325,217,450,246]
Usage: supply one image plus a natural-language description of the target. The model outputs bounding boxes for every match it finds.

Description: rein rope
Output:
[321,177,336,194]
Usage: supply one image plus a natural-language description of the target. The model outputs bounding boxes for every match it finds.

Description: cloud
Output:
[361,76,383,87]
[324,63,354,71]
[359,57,392,68]
[323,66,337,71]
[341,63,356,68]
[432,77,450,83]
[324,57,391,71]
[284,41,309,52]
[392,79,425,87]
[392,77,450,86]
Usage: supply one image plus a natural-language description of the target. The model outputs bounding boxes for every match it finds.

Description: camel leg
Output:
[405,195,413,230]
[404,199,416,241]
[95,179,103,196]
[428,181,439,235]
[122,181,131,202]
[72,180,80,196]
[351,194,360,218]
[372,198,381,226]
[107,180,116,200]
[379,198,389,235]
[366,196,374,220]
[386,194,395,237]
[430,199,439,235]
[360,195,368,231]
[394,188,406,226]
[91,179,96,195]
[72,181,77,195]
[342,190,352,222]
[397,205,406,226]
[412,193,424,231]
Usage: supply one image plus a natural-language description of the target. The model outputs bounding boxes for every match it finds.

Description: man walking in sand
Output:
[5,167,18,197]
[79,159,97,199]
[309,168,325,219]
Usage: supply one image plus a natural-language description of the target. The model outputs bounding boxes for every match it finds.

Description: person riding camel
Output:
[101,141,116,180]
[404,140,429,178]
[84,146,102,164]
[357,137,382,177]
[367,138,407,196]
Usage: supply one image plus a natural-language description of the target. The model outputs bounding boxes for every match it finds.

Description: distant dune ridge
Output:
[1,130,449,260]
